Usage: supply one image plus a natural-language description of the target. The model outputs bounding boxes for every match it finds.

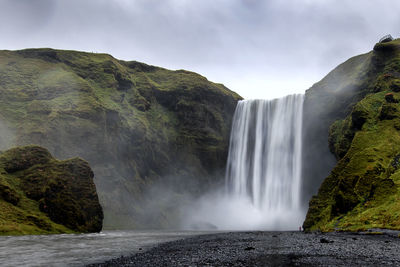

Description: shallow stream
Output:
[0,230,210,266]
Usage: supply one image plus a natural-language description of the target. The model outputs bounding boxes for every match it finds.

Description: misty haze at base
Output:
[181,95,306,230]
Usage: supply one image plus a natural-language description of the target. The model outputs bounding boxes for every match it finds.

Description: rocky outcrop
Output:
[303,38,400,231]
[0,145,103,235]
[0,49,242,228]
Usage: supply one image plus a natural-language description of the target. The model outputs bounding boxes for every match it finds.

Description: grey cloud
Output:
[0,0,399,98]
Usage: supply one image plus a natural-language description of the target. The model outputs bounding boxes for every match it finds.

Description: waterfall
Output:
[183,94,305,230]
[225,94,304,221]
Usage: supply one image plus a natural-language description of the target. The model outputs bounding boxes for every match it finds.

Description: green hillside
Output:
[0,145,102,235]
[303,39,400,231]
[0,48,241,229]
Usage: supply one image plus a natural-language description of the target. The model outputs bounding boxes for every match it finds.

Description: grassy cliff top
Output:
[0,47,240,97]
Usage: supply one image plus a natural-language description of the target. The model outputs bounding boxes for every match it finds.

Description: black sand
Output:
[88,230,400,266]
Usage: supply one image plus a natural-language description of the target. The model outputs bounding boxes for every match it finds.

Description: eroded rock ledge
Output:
[0,145,103,235]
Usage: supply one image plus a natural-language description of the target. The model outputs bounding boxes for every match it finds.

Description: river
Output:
[0,230,211,267]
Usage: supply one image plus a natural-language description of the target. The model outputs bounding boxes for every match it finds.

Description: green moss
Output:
[0,145,103,235]
[305,83,400,231]
[0,48,241,229]
[304,43,400,231]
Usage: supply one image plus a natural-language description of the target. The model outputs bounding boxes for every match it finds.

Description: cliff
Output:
[0,48,242,229]
[0,145,103,235]
[303,38,400,231]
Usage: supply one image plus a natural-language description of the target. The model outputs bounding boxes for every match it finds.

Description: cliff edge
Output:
[303,38,400,231]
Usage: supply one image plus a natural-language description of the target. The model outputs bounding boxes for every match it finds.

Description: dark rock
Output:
[380,35,394,43]
[16,48,61,62]
[320,238,333,243]
[114,72,134,91]
[384,93,398,103]
[379,103,398,120]
[332,188,359,216]
[390,80,400,92]
[26,215,52,231]
[34,158,103,233]
[373,39,400,52]
[1,146,52,173]
[390,154,400,171]
[1,145,103,233]
[244,246,255,250]
[0,184,19,205]
[351,109,368,130]
[124,61,157,72]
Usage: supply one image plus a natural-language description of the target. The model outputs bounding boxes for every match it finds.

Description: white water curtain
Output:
[225,95,304,212]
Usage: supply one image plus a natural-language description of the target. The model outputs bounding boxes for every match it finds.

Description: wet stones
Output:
[320,238,334,243]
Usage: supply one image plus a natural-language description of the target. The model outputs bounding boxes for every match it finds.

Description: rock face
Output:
[0,48,242,228]
[303,38,400,231]
[0,145,103,235]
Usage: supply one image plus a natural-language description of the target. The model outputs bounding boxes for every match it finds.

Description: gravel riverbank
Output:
[88,231,400,266]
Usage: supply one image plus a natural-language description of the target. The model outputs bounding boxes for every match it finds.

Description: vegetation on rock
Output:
[303,39,400,231]
[0,48,242,229]
[0,145,103,235]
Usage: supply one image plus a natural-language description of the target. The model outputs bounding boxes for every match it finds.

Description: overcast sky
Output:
[1,0,399,99]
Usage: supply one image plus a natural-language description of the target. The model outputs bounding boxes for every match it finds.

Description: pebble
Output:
[87,231,400,266]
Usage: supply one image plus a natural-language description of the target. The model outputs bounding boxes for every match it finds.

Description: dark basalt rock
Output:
[26,215,52,231]
[390,80,400,92]
[0,184,19,205]
[379,102,398,120]
[0,145,103,233]
[351,109,368,130]
[384,93,398,103]
[2,146,52,173]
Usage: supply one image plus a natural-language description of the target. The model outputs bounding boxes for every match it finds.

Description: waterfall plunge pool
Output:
[183,95,307,231]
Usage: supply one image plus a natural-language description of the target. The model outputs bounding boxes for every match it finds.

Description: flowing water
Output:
[0,230,211,267]
[184,94,305,230]
[226,95,304,211]
[2,95,306,266]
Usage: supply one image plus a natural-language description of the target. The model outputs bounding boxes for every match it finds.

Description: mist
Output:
[181,188,306,231]
[0,0,398,233]
[179,96,307,231]
[0,118,14,151]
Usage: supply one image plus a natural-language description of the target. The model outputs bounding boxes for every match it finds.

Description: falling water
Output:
[225,95,304,221]
[183,94,305,230]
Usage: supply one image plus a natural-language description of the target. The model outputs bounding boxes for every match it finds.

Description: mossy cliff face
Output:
[0,49,242,229]
[0,145,103,235]
[301,45,382,205]
[303,39,400,231]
